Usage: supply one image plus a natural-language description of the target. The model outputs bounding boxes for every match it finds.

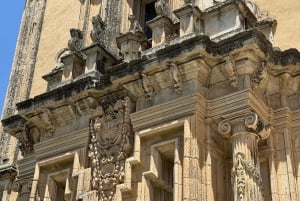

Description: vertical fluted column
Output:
[218,112,270,201]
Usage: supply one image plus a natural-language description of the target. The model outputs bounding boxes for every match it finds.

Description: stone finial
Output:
[68,28,83,51]
[128,15,143,34]
[90,15,105,43]
[155,0,168,16]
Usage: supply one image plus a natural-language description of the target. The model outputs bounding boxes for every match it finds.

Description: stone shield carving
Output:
[89,97,133,200]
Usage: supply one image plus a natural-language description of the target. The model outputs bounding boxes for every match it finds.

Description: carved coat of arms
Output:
[89,97,133,200]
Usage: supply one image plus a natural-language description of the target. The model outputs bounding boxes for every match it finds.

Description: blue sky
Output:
[0,1,25,117]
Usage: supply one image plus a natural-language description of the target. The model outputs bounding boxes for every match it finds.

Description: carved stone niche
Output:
[88,97,133,201]
[61,52,85,81]
[116,15,149,63]
[82,43,118,75]
[174,3,203,37]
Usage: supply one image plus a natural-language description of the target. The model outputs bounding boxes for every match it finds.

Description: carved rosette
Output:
[88,97,133,201]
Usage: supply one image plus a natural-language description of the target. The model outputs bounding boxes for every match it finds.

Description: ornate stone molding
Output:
[88,97,133,201]
[68,28,83,51]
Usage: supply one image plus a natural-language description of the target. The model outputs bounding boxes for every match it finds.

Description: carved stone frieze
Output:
[90,14,105,44]
[68,28,83,51]
[141,74,154,102]
[168,61,182,94]
[88,97,133,201]
[155,0,168,16]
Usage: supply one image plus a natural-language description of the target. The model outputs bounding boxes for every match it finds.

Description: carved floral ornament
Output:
[218,112,270,139]
[88,97,133,201]
[231,152,264,201]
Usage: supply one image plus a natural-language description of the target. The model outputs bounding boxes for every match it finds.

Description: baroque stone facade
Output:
[1,0,300,201]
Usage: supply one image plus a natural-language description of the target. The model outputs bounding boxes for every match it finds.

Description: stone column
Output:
[218,112,270,201]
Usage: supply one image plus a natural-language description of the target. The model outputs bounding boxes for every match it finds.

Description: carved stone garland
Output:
[89,97,133,201]
[218,112,270,201]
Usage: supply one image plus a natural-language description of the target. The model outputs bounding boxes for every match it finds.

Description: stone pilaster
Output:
[218,112,270,201]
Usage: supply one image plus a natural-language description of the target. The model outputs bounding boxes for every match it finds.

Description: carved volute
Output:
[218,112,270,201]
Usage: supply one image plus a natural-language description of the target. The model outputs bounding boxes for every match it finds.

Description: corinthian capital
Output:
[218,112,270,139]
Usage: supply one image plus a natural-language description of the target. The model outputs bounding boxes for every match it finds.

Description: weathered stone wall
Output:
[30,0,83,97]
[256,0,300,50]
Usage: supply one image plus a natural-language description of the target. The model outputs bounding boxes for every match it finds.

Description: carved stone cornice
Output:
[218,112,270,139]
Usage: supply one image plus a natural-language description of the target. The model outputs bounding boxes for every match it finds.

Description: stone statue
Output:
[155,0,168,16]
[128,15,143,34]
[90,14,105,43]
[68,28,83,51]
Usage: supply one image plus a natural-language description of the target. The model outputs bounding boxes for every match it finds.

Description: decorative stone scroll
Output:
[88,97,133,201]
[68,28,83,51]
